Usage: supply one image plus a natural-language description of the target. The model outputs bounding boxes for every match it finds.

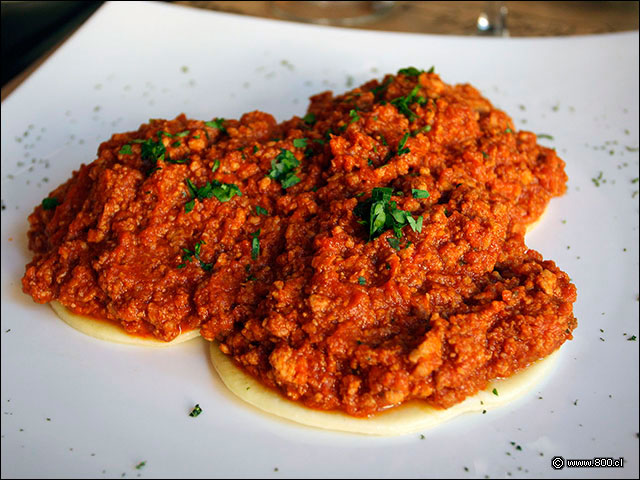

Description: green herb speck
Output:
[119,144,133,155]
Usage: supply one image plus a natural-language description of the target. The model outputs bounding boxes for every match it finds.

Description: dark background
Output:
[1,1,102,86]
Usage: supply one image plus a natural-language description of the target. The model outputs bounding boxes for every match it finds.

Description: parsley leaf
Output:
[387,237,401,251]
[165,157,188,164]
[371,77,392,97]
[411,189,430,199]
[353,187,423,241]
[119,144,133,155]
[184,178,242,212]
[251,230,260,260]
[397,67,424,76]
[358,277,366,285]
[256,206,268,216]
[348,109,360,125]
[397,66,434,76]
[180,241,212,271]
[390,85,424,122]
[303,113,316,125]
[268,149,301,189]
[189,404,203,417]
[210,182,242,202]
[397,132,410,155]
[411,125,431,136]
[141,137,166,163]
[211,159,220,173]
[42,197,60,210]
[205,118,227,133]
[293,138,307,148]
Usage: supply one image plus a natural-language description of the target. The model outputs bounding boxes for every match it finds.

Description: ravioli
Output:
[50,301,200,347]
[209,342,558,435]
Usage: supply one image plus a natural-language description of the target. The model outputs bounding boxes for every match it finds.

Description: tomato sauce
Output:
[23,70,577,416]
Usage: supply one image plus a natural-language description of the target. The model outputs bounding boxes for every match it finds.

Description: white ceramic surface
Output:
[1,2,638,478]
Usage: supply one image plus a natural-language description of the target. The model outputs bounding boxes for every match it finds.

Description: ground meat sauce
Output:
[23,70,577,416]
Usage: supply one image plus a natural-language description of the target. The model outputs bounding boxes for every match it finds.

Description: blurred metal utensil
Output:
[477,1,509,37]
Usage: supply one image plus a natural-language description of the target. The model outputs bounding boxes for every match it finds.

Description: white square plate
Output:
[1,2,638,478]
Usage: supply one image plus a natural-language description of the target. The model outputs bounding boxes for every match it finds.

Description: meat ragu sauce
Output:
[23,70,577,416]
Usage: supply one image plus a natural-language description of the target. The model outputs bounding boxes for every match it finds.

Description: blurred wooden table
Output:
[177,1,639,36]
[2,1,638,101]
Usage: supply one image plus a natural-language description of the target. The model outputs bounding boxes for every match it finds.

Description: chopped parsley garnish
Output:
[339,109,360,132]
[119,144,133,155]
[131,136,167,168]
[211,159,220,173]
[492,388,499,396]
[411,189,430,199]
[180,241,212,271]
[348,109,360,125]
[165,157,188,164]
[505,127,512,134]
[293,138,307,149]
[189,404,203,417]
[397,132,410,155]
[353,187,423,242]
[387,237,401,251]
[175,130,190,137]
[628,335,637,341]
[537,133,554,140]
[592,171,604,187]
[482,151,489,158]
[256,206,268,216]
[358,277,366,285]
[172,141,181,147]
[303,113,316,125]
[135,461,146,470]
[184,178,242,211]
[42,197,60,210]
[371,77,392,96]
[411,125,431,136]
[390,85,426,122]
[397,67,424,76]
[251,230,260,260]
[268,149,301,189]
[205,118,227,133]
[253,145,259,154]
